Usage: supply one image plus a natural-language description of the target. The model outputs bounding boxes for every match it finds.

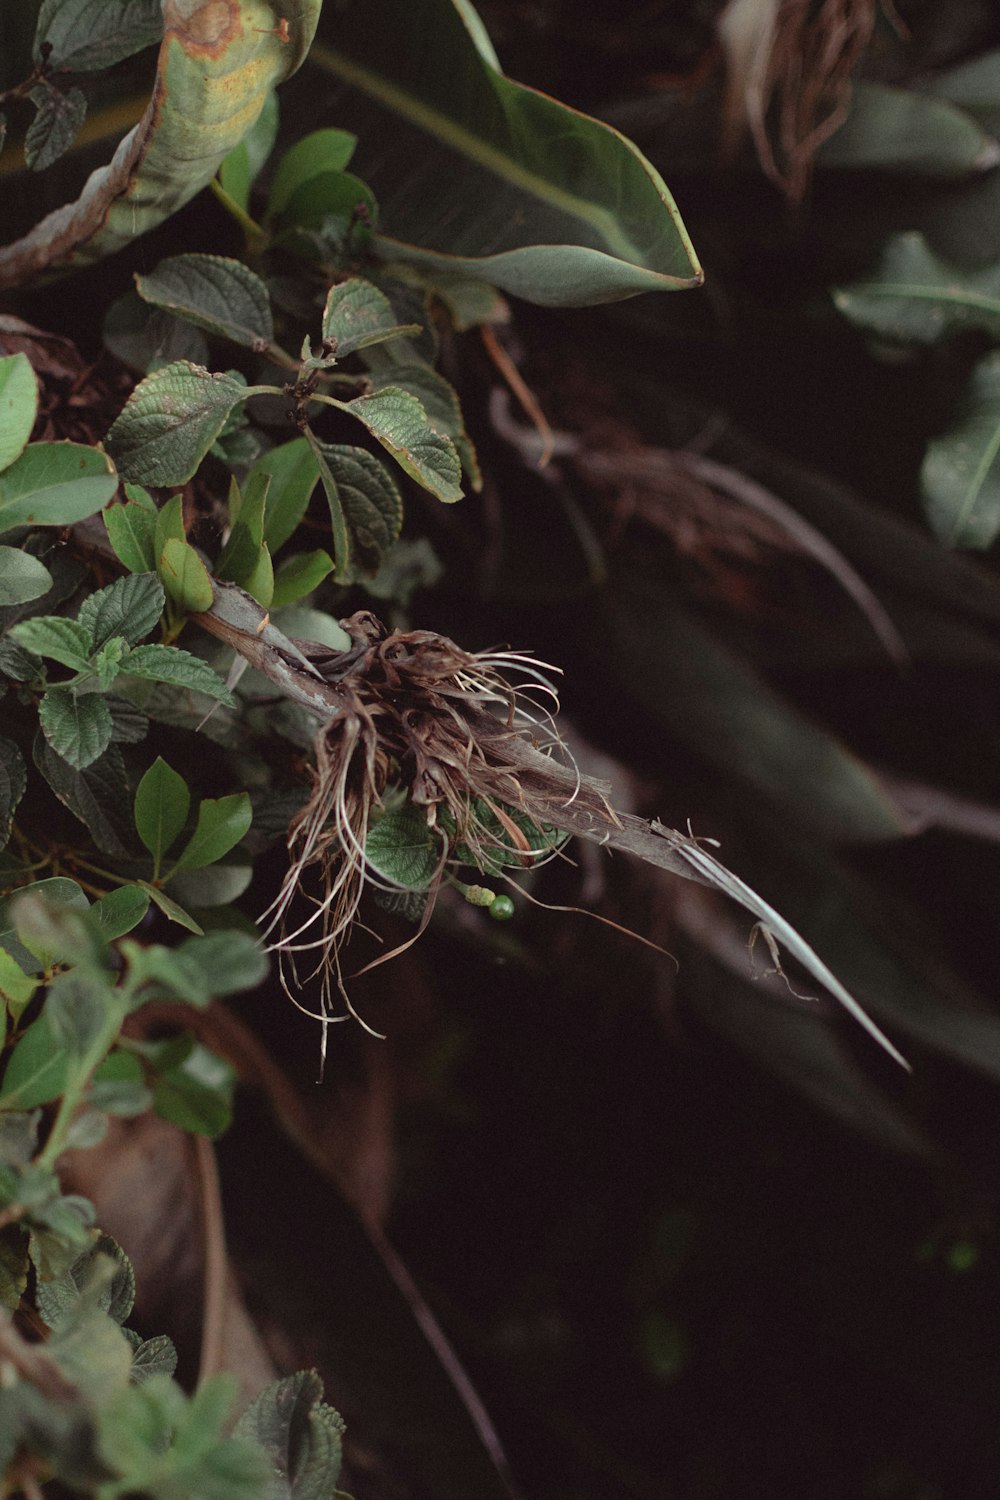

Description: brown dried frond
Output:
[261,614,615,1028]
[719,0,878,202]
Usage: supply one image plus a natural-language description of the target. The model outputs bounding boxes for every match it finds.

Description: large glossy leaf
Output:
[0,1,323,289]
[308,0,701,305]
[818,81,1000,177]
[924,47,1000,136]
[922,350,1000,548]
[833,231,1000,343]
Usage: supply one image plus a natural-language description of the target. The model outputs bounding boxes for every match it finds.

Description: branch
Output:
[194,580,908,1069]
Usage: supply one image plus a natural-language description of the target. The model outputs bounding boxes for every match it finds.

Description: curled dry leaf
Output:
[62,1112,275,1405]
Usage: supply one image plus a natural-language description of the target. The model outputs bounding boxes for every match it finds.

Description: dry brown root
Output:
[719,0,878,201]
[257,612,616,1028]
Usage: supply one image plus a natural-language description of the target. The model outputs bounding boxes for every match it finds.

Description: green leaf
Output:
[818,80,1000,176]
[431,273,507,330]
[365,802,441,890]
[78,572,165,648]
[106,362,251,486]
[322,277,422,355]
[2,876,88,931]
[167,862,253,908]
[0,442,117,533]
[35,0,162,72]
[93,636,128,691]
[178,931,268,995]
[312,440,404,580]
[90,1049,153,1115]
[105,497,158,574]
[150,1039,235,1138]
[36,1233,135,1332]
[216,472,274,605]
[343,387,462,501]
[91,885,151,942]
[271,549,334,608]
[99,1374,270,1498]
[108,695,148,745]
[0,739,26,852]
[308,452,349,579]
[135,254,275,350]
[922,350,1000,548]
[271,606,351,654]
[252,438,321,554]
[369,361,480,488]
[0,546,53,606]
[25,82,87,172]
[923,47,1000,134]
[130,1334,179,1384]
[235,1370,345,1497]
[33,738,133,858]
[0,948,37,1018]
[174,794,252,870]
[104,289,212,376]
[12,888,103,970]
[126,944,206,1004]
[27,1192,97,1281]
[153,490,184,550]
[38,690,114,770]
[45,969,113,1054]
[449,798,566,875]
[309,0,702,304]
[138,880,204,935]
[277,168,378,246]
[0,1013,70,1110]
[124,644,233,704]
[159,532,217,610]
[9,615,92,669]
[833,231,1000,343]
[134,756,191,866]
[218,88,280,211]
[266,127,358,219]
[0,353,38,471]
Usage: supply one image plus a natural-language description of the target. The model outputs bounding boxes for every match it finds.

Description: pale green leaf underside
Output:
[0,547,52,606]
[309,0,701,306]
[0,353,39,471]
[0,443,117,533]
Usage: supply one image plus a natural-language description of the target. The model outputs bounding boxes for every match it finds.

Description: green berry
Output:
[488,893,515,921]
